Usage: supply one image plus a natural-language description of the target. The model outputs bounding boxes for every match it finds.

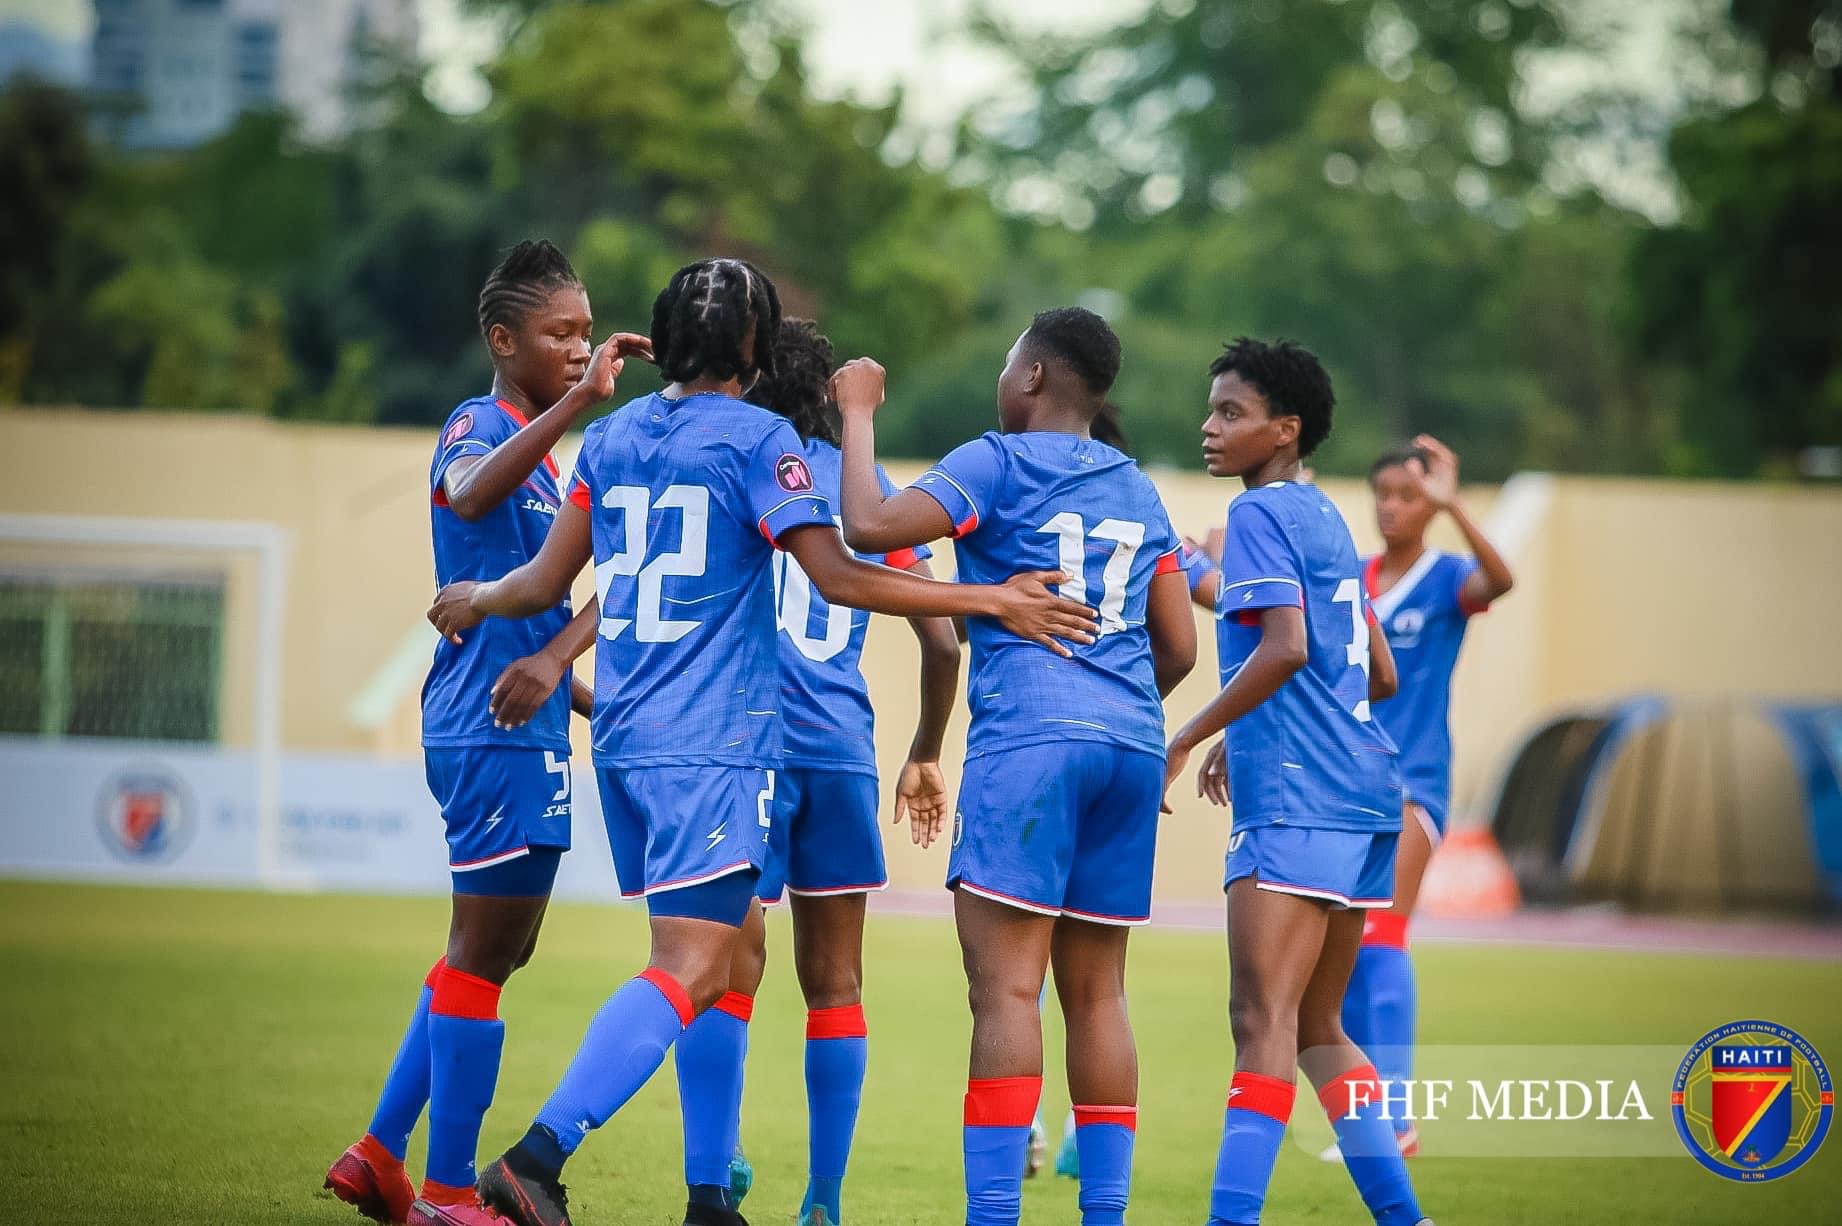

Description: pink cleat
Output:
[408,1197,507,1224]
[324,1137,417,1224]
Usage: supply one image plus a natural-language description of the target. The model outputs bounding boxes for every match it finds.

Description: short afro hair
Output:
[1369,440,1430,480]
[1024,306,1122,397]
[750,318,838,446]
[1208,337,1335,457]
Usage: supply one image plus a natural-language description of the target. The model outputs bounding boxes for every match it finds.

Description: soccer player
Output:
[1339,435,1514,1155]
[425,258,1098,1226]
[1162,338,1432,1226]
[697,317,961,1226]
[323,240,651,1226]
[835,307,1198,1226]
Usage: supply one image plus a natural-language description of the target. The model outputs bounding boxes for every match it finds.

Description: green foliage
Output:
[0,0,1833,478]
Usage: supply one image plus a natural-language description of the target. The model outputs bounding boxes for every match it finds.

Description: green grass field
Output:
[2,881,1837,1225]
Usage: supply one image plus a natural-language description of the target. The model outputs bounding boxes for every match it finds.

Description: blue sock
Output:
[676,991,753,1200]
[1317,1065,1423,1226]
[1208,1071,1295,1226]
[1072,1107,1136,1225]
[533,968,694,1166]
[964,1076,1041,1226]
[425,966,505,1191]
[1341,946,1376,1054]
[1357,924,1418,1136]
[802,1004,869,1222]
[365,958,441,1159]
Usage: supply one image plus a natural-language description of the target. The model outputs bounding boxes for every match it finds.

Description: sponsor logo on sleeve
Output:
[776,454,815,493]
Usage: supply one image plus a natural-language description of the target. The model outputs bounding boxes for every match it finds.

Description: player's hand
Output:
[576,333,640,404]
[1197,738,1229,807]
[1160,737,1191,814]
[992,571,1098,658]
[893,758,949,848]
[490,650,567,729]
[1411,433,1460,509]
[428,581,485,645]
[829,358,886,417]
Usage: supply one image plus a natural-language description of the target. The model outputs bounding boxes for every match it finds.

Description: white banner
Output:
[0,736,623,903]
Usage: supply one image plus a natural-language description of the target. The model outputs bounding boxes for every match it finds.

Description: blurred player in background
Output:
[1338,435,1514,1156]
[427,258,1096,1226]
[324,240,651,1226]
[836,307,1197,1226]
[707,318,963,1226]
[1163,338,1431,1226]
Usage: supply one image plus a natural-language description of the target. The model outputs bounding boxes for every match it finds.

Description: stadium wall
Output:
[2,408,1838,904]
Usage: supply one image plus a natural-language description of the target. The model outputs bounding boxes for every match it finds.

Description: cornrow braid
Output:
[649,257,782,387]
[477,239,581,341]
[750,318,838,445]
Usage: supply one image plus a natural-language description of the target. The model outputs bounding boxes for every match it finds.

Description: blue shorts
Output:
[758,768,886,904]
[425,747,572,891]
[947,743,1163,926]
[1224,825,1397,909]
[597,764,775,906]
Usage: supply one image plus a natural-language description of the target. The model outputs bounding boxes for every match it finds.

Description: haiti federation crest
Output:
[1673,1019,1832,1181]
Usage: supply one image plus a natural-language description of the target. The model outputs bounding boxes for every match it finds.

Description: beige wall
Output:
[4,409,1839,901]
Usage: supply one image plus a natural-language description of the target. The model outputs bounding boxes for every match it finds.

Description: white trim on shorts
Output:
[450,845,531,872]
[619,860,756,899]
[956,880,1151,927]
[1409,802,1442,849]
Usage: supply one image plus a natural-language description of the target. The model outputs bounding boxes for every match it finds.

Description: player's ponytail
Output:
[477,239,581,341]
[650,258,782,388]
[750,318,838,445]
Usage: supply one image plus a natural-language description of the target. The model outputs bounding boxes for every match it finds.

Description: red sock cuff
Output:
[430,965,501,1020]
[419,1178,475,1207]
[807,1003,868,1040]
[714,991,754,1022]
[964,1076,1043,1127]
[1227,1071,1297,1123]
[423,957,447,989]
[638,967,696,1027]
[1361,912,1410,949]
[1318,1064,1383,1117]
[1073,1104,1138,1131]
[357,1134,402,1168]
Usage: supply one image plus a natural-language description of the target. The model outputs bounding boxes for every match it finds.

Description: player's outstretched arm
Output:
[1412,433,1514,610]
[489,597,600,728]
[1367,619,1398,702]
[441,333,650,521]
[1146,569,1199,698]
[831,358,956,553]
[1161,605,1307,810]
[894,557,961,848]
[428,501,592,643]
[780,524,1097,657]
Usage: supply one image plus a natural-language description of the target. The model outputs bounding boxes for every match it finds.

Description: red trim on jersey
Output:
[884,547,922,571]
[713,991,755,1023]
[638,967,696,1027]
[1073,1105,1139,1131]
[495,398,529,428]
[568,479,591,511]
[1459,586,1492,617]
[952,512,979,538]
[807,1003,868,1040]
[964,1076,1043,1128]
[1154,547,1182,575]
[1227,1071,1297,1122]
[432,486,450,508]
[1232,609,1262,626]
[1360,911,1410,950]
[1363,553,1384,601]
[1317,1064,1383,1119]
[430,965,501,1021]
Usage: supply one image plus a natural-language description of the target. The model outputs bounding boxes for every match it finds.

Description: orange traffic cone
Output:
[1419,825,1520,918]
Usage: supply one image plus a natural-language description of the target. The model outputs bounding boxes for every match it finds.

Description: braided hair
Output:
[750,318,839,445]
[650,258,782,387]
[477,239,582,342]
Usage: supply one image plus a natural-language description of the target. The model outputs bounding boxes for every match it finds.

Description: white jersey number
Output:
[595,484,710,643]
[1035,511,1145,635]
[1332,576,1372,722]
[772,543,853,663]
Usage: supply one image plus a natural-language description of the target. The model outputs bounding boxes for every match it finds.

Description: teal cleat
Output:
[1053,1128,1080,1181]
[727,1148,753,1208]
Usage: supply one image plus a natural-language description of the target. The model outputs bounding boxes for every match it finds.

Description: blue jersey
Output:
[1215,481,1400,832]
[913,431,1180,759]
[566,392,833,768]
[1365,549,1483,825]
[773,440,931,776]
[422,396,571,751]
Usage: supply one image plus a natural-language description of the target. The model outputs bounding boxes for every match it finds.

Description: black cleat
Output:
[682,1202,748,1226]
[477,1152,571,1226]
